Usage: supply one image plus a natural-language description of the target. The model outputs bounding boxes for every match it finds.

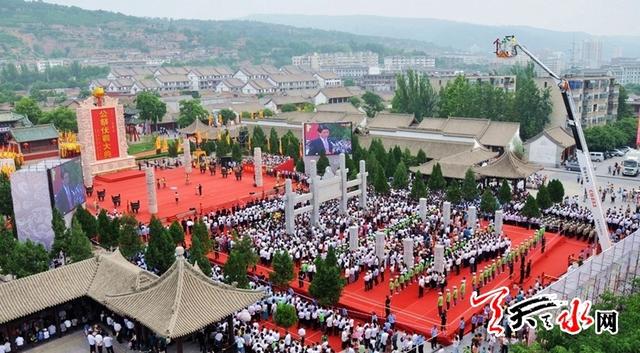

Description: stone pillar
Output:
[434,244,445,273]
[253,147,263,187]
[468,206,477,230]
[339,153,348,214]
[403,238,414,268]
[495,209,504,236]
[285,179,295,235]
[309,160,320,226]
[359,160,367,210]
[145,168,158,215]
[183,138,192,174]
[443,201,451,227]
[419,198,427,223]
[348,225,359,251]
[375,232,385,262]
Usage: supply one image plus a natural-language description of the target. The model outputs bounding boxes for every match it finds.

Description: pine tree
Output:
[146,216,176,275]
[295,159,305,173]
[416,149,428,164]
[66,218,93,263]
[446,180,462,204]
[309,247,345,306]
[461,168,479,201]
[269,128,280,154]
[223,235,257,289]
[97,209,117,249]
[547,179,565,204]
[480,189,499,214]
[498,179,512,204]
[521,195,541,218]
[6,240,49,278]
[410,171,428,200]
[231,143,243,163]
[189,232,212,277]
[274,303,298,328]
[536,185,552,210]
[316,152,330,176]
[373,164,389,194]
[251,126,267,151]
[192,220,212,252]
[0,224,16,275]
[118,215,142,259]
[428,163,446,190]
[50,208,69,259]
[391,161,409,189]
[269,250,294,288]
[168,220,185,245]
[74,206,97,238]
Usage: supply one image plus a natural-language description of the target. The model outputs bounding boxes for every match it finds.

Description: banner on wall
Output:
[91,107,120,160]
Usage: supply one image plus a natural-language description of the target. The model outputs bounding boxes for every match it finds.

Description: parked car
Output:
[604,151,614,159]
[565,161,581,171]
[611,149,625,157]
[621,146,632,154]
[590,152,605,162]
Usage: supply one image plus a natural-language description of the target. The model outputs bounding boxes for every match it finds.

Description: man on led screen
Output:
[307,124,335,156]
[55,171,74,214]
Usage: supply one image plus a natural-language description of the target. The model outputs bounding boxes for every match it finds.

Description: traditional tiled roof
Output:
[474,150,542,179]
[527,126,575,149]
[315,87,355,99]
[479,121,520,147]
[268,73,316,83]
[315,103,361,114]
[359,135,473,160]
[10,124,59,143]
[155,74,190,83]
[414,117,519,147]
[218,78,245,89]
[264,96,311,106]
[367,113,414,130]
[409,148,498,179]
[246,79,275,91]
[0,112,30,125]
[104,249,265,338]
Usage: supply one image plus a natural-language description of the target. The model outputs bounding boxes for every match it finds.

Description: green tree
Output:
[428,163,446,190]
[66,218,93,263]
[0,224,16,275]
[391,70,438,122]
[416,149,428,164]
[192,220,212,252]
[14,96,42,124]
[136,91,167,131]
[547,179,565,204]
[480,189,499,214]
[461,168,479,201]
[216,132,231,156]
[263,108,274,117]
[96,209,117,249]
[189,225,211,277]
[521,195,541,218]
[309,247,345,306]
[437,75,473,118]
[50,208,69,258]
[512,64,552,140]
[269,250,294,288]
[39,107,77,132]
[73,206,97,239]
[168,220,185,244]
[281,103,297,112]
[177,99,208,127]
[316,152,330,176]
[167,140,179,157]
[362,91,385,118]
[145,216,176,275]
[268,128,279,154]
[446,180,462,204]
[0,173,12,222]
[618,85,632,118]
[241,111,251,120]
[219,109,236,125]
[536,184,552,210]
[231,143,243,163]
[349,96,362,108]
[301,103,315,112]
[392,161,409,189]
[410,171,428,200]
[118,215,142,259]
[274,303,298,328]
[498,179,512,204]
[7,240,49,278]
[373,164,389,194]
[296,159,305,173]
[224,235,257,289]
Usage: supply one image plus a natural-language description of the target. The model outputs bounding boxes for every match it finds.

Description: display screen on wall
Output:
[48,158,86,215]
[303,122,353,156]
[91,107,120,160]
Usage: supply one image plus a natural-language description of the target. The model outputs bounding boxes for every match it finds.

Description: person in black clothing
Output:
[384,296,391,318]
[525,260,532,279]
[440,311,447,332]
[541,234,546,253]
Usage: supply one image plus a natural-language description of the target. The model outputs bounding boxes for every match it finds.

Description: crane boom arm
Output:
[509,41,612,250]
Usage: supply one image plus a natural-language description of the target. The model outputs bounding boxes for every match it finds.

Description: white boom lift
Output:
[494,35,612,250]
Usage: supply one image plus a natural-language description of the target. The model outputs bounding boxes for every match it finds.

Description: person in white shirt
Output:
[95,332,104,353]
[87,332,97,353]
[103,333,114,353]
[297,327,306,347]
[14,336,23,349]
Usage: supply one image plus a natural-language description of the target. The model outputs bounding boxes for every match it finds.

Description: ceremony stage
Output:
[204,224,590,347]
[86,166,280,223]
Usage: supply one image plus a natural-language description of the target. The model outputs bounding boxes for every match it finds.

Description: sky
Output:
[42,0,640,36]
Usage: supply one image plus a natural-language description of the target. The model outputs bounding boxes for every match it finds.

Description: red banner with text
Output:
[91,107,120,161]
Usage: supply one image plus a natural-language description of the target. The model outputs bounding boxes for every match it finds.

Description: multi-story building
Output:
[605,58,640,85]
[313,71,342,88]
[536,72,618,127]
[187,67,234,91]
[356,73,398,92]
[267,73,319,92]
[429,74,516,93]
[35,59,65,73]
[233,65,280,83]
[581,40,603,69]
[383,56,435,71]
[292,52,379,70]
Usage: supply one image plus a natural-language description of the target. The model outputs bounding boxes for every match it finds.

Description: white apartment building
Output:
[606,58,640,85]
[383,56,435,71]
[292,52,379,70]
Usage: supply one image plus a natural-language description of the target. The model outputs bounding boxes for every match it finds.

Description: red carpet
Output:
[202,224,590,347]
[86,167,282,223]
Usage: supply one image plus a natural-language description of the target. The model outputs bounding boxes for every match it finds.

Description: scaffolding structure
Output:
[540,230,640,302]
